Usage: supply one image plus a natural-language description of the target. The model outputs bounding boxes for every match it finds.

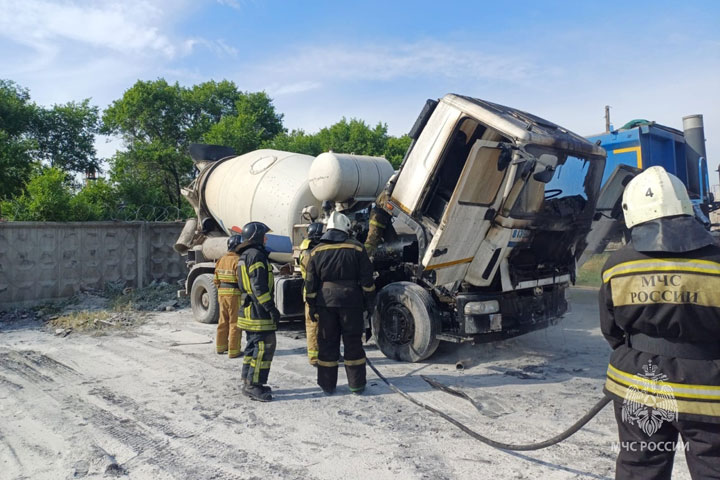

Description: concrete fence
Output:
[0,221,186,309]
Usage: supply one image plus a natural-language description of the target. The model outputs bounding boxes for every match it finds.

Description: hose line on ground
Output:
[366,357,611,451]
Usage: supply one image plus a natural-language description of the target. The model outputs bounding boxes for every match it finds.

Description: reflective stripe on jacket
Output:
[237,246,276,332]
[304,230,375,309]
[213,252,241,296]
[599,243,720,423]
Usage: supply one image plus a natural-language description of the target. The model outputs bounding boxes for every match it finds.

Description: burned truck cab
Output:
[371,94,606,361]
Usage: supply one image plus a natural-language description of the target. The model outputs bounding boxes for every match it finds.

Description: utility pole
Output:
[605,105,611,132]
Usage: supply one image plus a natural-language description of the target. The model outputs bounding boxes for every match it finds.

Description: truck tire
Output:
[372,281,440,362]
[190,274,219,324]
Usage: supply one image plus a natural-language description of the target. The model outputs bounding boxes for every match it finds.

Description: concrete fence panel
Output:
[0,222,186,309]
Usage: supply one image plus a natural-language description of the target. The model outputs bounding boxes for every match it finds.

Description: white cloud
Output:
[0,0,177,58]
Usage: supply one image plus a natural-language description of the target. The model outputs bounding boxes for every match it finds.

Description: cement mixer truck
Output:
[176,93,616,362]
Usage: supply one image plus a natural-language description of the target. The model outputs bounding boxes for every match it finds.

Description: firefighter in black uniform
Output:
[600,166,720,479]
[236,221,280,402]
[304,212,375,394]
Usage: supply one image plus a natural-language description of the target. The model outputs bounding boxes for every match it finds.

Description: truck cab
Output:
[369,94,607,361]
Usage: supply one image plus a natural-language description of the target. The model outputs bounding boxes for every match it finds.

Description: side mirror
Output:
[533,166,555,183]
[497,145,512,171]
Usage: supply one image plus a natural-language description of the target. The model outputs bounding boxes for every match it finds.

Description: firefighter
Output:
[599,166,720,479]
[364,190,393,259]
[304,212,375,395]
[299,222,324,366]
[213,234,243,358]
[236,221,281,402]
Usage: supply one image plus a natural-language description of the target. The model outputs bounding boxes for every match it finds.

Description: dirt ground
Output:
[0,288,695,480]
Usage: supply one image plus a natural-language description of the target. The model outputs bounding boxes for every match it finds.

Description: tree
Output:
[70,179,118,221]
[1,168,73,221]
[32,99,100,174]
[0,80,37,200]
[103,78,285,211]
[315,118,388,156]
[384,135,412,168]
[264,129,323,156]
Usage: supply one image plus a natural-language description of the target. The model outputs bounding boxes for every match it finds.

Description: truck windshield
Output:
[506,153,602,219]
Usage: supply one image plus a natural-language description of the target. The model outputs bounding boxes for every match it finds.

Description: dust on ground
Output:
[0,289,695,480]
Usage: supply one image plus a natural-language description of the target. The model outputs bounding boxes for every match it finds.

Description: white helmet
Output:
[622,166,693,229]
[327,211,351,234]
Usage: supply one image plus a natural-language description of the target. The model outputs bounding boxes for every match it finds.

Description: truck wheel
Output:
[191,274,219,324]
[372,282,440,362]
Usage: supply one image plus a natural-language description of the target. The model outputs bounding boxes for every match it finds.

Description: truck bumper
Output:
[451,284,568,342]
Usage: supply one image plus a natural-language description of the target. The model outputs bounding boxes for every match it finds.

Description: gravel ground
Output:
[0,288,694,479]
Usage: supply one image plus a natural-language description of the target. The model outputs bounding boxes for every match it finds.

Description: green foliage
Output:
[69,179,119,221]
[384,135,411,168]
[264,129,323,156]
[1,168,73,221]
[32,99,100,173]
[0,80,38,200]
[265,118,408,167]
[103,78,284,211]
[203,112,262,155]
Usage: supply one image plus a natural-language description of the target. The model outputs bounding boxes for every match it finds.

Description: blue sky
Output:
[1,0,719,182]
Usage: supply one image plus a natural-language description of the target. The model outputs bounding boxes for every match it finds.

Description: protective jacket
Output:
[600,243,720,423]
[236,245,277,332]
[213,252,241,296]
[304,230,375,309]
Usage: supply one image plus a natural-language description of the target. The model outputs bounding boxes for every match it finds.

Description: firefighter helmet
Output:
[240,221,272,246]
[327,211,351,234]
[622,166,694,228]
[227,234,242,252]
[307,222,324,240]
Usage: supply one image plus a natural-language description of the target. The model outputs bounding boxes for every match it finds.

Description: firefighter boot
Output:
[243,384,272,402]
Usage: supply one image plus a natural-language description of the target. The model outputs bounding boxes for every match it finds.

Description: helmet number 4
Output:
[646,188,654,197]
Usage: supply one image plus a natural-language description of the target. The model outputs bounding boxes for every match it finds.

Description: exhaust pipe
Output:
[683,114,707,199]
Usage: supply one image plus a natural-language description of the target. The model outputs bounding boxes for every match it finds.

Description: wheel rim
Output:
[383,302,415,346]
[200,290,209,310]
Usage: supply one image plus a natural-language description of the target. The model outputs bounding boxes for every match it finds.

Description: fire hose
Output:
[366,357,611,451]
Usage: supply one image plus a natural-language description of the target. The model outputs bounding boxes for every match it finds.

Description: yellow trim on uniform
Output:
[603,258,720,283]
[240,264,251,292]
[305,291,317,299]
[344,357,367,366]
[217,288,242,296]
[256,292,272,304]
[607,364,720,397]
[425,257,474,271]
[253,341,265,383]
[243,356,252,365]
[311,243,363,255]
[249,262,266,274]
[299,238,311,250]
[362,285,375,292]
[317,359,339,367]
[605,380,720,417]
[613,146,643,169]
[369,219,386,228]
[238,318,277,331]
[609,272,720,308]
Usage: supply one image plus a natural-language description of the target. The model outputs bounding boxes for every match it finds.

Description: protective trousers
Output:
[316,306,366,393]
[217,295,242,357]
[242,331,276,386]
[612,401,720,480]
[304,304,319,365]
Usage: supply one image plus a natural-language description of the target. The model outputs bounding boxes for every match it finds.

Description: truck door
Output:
[421,141,509,286]
[576,164,640,267]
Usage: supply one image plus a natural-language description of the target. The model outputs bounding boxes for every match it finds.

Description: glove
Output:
[308,305,319,323]
[268,306,281,323]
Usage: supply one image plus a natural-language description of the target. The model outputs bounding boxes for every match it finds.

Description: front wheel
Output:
[372,282,440,362]
[190,274,219,324]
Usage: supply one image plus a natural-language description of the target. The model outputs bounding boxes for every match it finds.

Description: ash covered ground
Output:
[0,289,694,479]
